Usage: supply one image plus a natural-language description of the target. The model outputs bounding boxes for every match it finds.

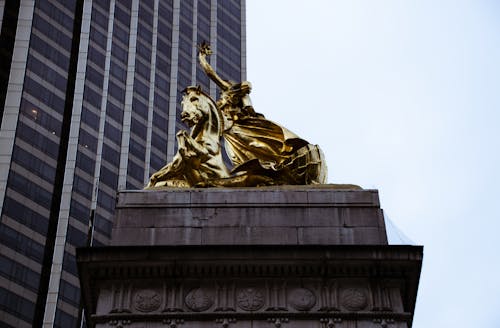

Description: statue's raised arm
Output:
[198,42,231,91]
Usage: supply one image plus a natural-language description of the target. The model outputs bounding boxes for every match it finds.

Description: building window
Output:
[62,251,78,276]
[104,121,122,145]
[94,213,113,237]
[129,139,146,159]
[102,143,120,166]
[59,279,80,306]
[0,287,36,323]
[76,151,96,176]
[54,309,77,328]
[67,225,88,247]
[106,100,124,123]
[132,98,148,118]
[12,147,56,183]
[69,199,90,225]
[8,171,53,209]
[100,166,118,189]
[79,129,98,152]
[3,196,49,235]
[0,224,45,262]
[73,175,93,198]
[0,255,40,292]
[97,190,116,213]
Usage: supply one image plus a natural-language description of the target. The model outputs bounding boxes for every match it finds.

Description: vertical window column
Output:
[117,0,139,189]
[143,0,159,183]
[41,0,93,325]
[209,0,218,99]
[240,0,247,81]
[0,0,34,226]
[90,0,116,224]
[190,0,198,83]
[166,0,181,162]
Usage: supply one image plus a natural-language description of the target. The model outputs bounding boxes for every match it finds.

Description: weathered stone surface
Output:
[201,226,298,244]
[78,245,422,328]
[111,187,387,246]
[116,186,379,207]
[79,187,422,328]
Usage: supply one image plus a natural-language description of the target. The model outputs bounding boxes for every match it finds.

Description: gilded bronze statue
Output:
[147,85,228,187]
[146,43,327,188]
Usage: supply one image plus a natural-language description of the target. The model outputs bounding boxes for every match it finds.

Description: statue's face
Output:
[181,92,204,127]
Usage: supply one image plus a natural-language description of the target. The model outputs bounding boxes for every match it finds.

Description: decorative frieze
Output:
[98,278,403,316]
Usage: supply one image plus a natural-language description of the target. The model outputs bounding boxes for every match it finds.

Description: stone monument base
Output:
[78,187,422,327]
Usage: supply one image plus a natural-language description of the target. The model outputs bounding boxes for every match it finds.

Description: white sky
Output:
[246,1,500,326]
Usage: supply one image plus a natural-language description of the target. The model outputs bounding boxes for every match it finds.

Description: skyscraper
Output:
[0,0,246,326]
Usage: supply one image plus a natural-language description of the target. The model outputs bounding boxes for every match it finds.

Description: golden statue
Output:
[147,42,327,188]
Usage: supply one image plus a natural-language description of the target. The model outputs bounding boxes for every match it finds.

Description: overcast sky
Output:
[246,1,500,326]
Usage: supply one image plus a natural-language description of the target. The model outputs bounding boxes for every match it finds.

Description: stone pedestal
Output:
[78,187,422,328]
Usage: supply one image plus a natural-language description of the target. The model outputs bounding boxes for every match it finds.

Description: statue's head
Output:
[180,86,203,127]
[180,86,219,130]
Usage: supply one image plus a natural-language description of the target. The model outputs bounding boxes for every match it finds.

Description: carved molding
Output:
[318,280,339,311]
[340,287,368,311]
[265,280,287,311]
[108,319,131,327]
[110,283,132,313]
[162,318,184,327]
[373,318,396,327]
[100,279,397,315]
[320,318,342,328]
[215,281,236,311]
[162,282,184,312]
[289,288,316,311]
[185,287,214,312]
[267,317,289,327]
[80,242,422,327]
[237,287,265,311]
[215,318,237,327]
[133,288,161,312]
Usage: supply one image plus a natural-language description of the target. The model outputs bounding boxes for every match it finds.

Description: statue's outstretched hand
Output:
[198,41,212,56]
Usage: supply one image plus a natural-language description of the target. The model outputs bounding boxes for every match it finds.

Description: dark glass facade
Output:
[0,0,246,326]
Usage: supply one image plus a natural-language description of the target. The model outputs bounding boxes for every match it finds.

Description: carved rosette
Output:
[185,288,214,312]
[107,280,391,318]
[340,287,368,311]
[288,288,316,311]
[133,289,161,312]
[236,287,265,311]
